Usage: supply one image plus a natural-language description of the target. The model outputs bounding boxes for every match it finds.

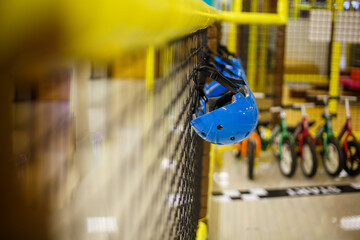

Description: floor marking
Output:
[241,194,260,201]
[223,189,241,198]
[250,188,268,196]
[87,217,118,233]
[212,183,360,201]
[340,215,360,231]
[213,195,231,202]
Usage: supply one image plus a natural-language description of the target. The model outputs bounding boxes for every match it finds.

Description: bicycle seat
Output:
[258,120,271,127]
[308,120,315,127]
[287,125,298,134]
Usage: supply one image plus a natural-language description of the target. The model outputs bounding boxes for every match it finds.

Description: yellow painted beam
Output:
[326,0,332,10]
[196,221,207,240]
[293,0,301,19]
[218,0,288,25]
[258,0,269,92]
[284,74,329,84]
[336,0,344,10]
[207,144,216,221]
[146,45,156,92]
[329,1,343,113]
[0,0,217,61]
[329,42,341,113]
[0,0,290,62]
[227,0,243,53]
[247,0,258,90]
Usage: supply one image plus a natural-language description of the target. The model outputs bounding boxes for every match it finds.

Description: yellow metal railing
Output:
[146,45,156,92]
[217,0,288,25]
[284,74,330,84]
[196,221,208,240]
[329,0,344,113]
[0,0,289,62]
[247,0,259,90]
[0,0,217,60]
[227,0,243,53]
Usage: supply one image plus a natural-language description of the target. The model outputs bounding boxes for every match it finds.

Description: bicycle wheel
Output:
[301,138,317,178]
[247,141,256,180]
[322,138,344,177]
[343,141,360,177]
[279,137,297,177]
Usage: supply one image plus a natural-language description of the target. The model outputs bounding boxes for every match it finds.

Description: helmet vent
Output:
[230,137,235,141]
[201,132,207,137]
[245,131,250,137]
[217,125,223,130]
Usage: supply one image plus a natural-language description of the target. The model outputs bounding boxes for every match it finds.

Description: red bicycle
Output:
[338,96,360,176]
[288,103,317,178]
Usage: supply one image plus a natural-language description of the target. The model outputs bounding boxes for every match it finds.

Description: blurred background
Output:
[0,0,360,239]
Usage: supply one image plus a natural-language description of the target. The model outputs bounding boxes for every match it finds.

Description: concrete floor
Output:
[209,150,360,240]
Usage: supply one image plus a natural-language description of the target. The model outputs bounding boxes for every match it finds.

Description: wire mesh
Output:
[10,30,207,239]
[103,30,207,239]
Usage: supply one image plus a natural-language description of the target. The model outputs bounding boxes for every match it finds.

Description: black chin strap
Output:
[217,44,235,57]
[201,48,242,79]
[196,65,245,94]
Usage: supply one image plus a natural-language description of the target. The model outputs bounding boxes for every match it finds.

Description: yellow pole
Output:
[196,221,208,240]
[0,0,217,61]
[201,143,216,222]
[258,0,269,92]
[227,0,243,53]
[329,0,343,113]
[326,0,332,10]
[247,0,258,90]
[146,45,156,92]
[293,0,300,19]
[218,0,288,25]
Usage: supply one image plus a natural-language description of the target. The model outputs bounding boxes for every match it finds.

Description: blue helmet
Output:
[191,65,259,145]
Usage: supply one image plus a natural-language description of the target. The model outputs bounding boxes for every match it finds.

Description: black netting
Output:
[122,30,207,240]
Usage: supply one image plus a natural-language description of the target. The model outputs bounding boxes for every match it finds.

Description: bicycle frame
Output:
[236,131,262,156]
[292,106,315,155]
[315,106,336,155]
[338,98,357,156]
[261,112,294,155]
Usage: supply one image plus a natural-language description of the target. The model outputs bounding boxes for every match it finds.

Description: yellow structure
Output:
[247,0,259,90]
[227,0,243,54]
[0,0,289,63]
[329,0,344,113]
[218,0,288,25]
[146,46,156,92]
[196,221,208,240]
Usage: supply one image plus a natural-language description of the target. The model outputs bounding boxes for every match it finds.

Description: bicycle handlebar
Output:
[253,92,276,99]
[292,102,315,108]
[339,95,359,102]
[269,106,283,113]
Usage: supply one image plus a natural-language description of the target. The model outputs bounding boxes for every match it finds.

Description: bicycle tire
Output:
[301,138,318,178]
[343,141,360,177]
[322,138,344,177]
[247,141,255,180]
[279,137,297,177]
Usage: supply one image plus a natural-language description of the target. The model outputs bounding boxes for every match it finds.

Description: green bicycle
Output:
[314,95,344,177]
[258,106,297,177]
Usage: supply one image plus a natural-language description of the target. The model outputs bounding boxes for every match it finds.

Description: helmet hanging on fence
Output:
[191,57,258,145]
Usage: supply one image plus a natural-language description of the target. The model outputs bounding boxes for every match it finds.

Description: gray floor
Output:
[209,151,360,240]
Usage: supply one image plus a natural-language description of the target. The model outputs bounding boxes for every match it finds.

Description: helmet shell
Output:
[191,91,258,145]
